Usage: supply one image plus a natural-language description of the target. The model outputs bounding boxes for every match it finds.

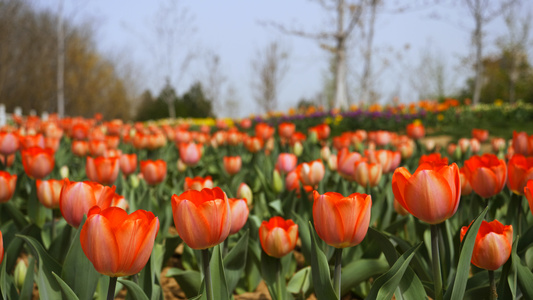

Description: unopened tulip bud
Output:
[292,141,303,157]
[320,146,330,161]
[327,154,338,171]
[308,131,318,143]
[237,183,253,208]
[14,260,28,290]
[130,174,140,189]
[60,165,69,179]
[273,169,283,193]
[177,159,187,172]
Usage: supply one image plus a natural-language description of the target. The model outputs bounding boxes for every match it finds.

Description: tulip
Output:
[119,153,137,177]
[0,154,15,168]
[459,167,472,196]
[71,140,89,157]
[366,149,401,174]
[105,135,120,149]
[392,162,460,224]
[44,137,61,153]
[223,156,242,175]
[278,122,295,140]
[0,171,17,203]
[21,147,55,180]
[184,176,214,191]
[491,138,506,153]
[140,159,167,185]
[19,134,45,150]
[463,154,507,198]
[275,153,297,174]
[71,122,89,140]
[332,135,351,151]
[272,169,283,193]
[227,128,242,146]
[419,153,448,166]
[229,198,249,235]
[179,142,203,166]
[86,156,120,185]
[88,139,107,157]
[313,191,372,248]
[406,122,425,139]
[0,131,19,156]
[237,182,253,208]
[460,220,512,271]
[244,136,263,153]
[373,130,391,147]
[255,123,275,140]
[298,159,325,187]
[512,131,533,156]
[507,154,533,195]
[472,129,489,142]
[525,180,533,215]
[171,187,231,250]
[308,124,330,141]
[80,206,159,278]
[337,148,362,179]
[60,180,115,228]
[353,159,382,188]
[259,216,298,258]
[292,141,303,157]
[36,178,64,209]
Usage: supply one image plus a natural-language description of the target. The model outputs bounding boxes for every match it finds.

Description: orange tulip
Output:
[372,130,391,147]
[459,167,472,196]
[298,159,325,187]
[353,159,382,188]
[86,156,120,185]
[36,179,65,209]
[179,142,203,166]
[460,220,512,270]
[337,148,362,179]
[491,138,506,153]
[184,176,214,191]
[19,134,45,150]
[244,136,264,153]
[226,128,243,146]
[60,179,115,228]
[105,135,120,149]
[507,154,533,195]
[223,156,242,175]
[419,153,448,166]
[119,153,137,177]
[140,159,167,185]
[308,124,330,140]
[278,122,295,140]
[392,162,461,224]
[228,198,249,235]
[275,153,297,174]
[525,180,533,215]
[71,140,89,157]
[472,129,489,142]
[255,123,275,140]
[21,147,55,179]
[512,131,533,156]
[0,154,15,168]
[171,187,231,250]
[88,139,107,157]
[71,122,90,140]
[332,134,351,151]
[0,171,17,203]
[463,154,507,198]
[0,131,19,156]
[259,216,298,258]
[406,122,425,139]
[312,191,371,248]
[365,149,401,174]
[80,206,159,277]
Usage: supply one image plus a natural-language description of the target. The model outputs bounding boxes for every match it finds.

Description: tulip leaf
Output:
[268,199,284,216]
[118,279,150,300]
[223,229,249,293]
[62,219,100,300]
[517,224,533,255]
[366,242,422,300]
[52,272,80,300]
[444,206,488,300]
[48,221,73,263]
[287,266,311,296]
[17,234,63,299]
[1,253,18,300]
[166,268,202,298]
[5,223,41,272]
[210,245,230,300]
[292,212,311,265]
[308,222,338,300]
[341,258,390,296]
[498,239,517,299]
[19,257,36,300]
[261,250,289,300]
[163,235,182,267]
[514,250,533,299]
[4,202,29,229]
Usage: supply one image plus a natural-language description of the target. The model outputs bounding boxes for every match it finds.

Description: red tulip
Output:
[0,171,17,203]
[88,139,107,157]
[491,138,506,153]
[184,176,213,191]
[313,191,371,248]
[463,154,507,198]
[71,140,89,157]
[525,180,533,215]
[298,159,325,187]
[244,136,263,153]
[392,162,461,224]
[366,149,401,174]
[119,153,137,177]
[140,159,167,185]
[459,167,472,196]
[507,154,533,195]
[278,122,295,140]
[460,220,512,270]
[223,156,242,175]
[354,159,382,188]
[275,153,297,174]
[406,122,425,139]
[419,153,448,166]
[36,179,65,209]
[259,216,298,258]
[255,123,275,140]
[229,198,249,235]
[86,156,120,185]
[0,131,19,156]
[60,180,115,228]
[179,142,203,166]
[19,134,44,150]
[21,147,55,179]
[171,187,231,250]
[472,129,489,142]
[105,135,120,149]
[80,206,159,277]
[308,124,330,140]
[337,148,362,179]
[512,131,533,156]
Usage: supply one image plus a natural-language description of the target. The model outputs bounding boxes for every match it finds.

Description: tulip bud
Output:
[237,183,253,208]
[177,159,188,172]
[320,146,330,161]
[273,169,283,193]
[292,141,303,157]
[60,165,69,179]
[308,131,318,143]
[130,174,140,189]
[327,154,338,171]
[14,260,28,290]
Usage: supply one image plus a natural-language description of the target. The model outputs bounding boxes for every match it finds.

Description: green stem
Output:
[276,260,283,300]
[488,270,497,300]
[223,238,229,257]
[202,249,213,300]
[333,247,343,300]
[517,200,522,237]
[431,225,443,300]
[107,277,117,300]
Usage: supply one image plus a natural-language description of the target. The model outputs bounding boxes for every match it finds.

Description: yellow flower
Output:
[494,99,503,106]
[437,114,444,121]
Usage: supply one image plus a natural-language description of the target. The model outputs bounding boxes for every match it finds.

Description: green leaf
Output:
[61,219,100,300]
[366,242,422,300]
[118,279,149,300]
[210,245,230,300]
[308,222,337,300]
[287,266,311,295]
[268,200,284,216]
[19,257,36,300]
[341,258,389,296]
[166,268,201,298]
[223,230,249,293]
[3,202,29,229]
[444,206,488,300]
[261,250,288,300]
[292,212,311,264]
[48,222,73,263]
[514,250,533,299]
[518,224,533,255]
[498,239,517,299]
[17,234,63,299]
[163,235,182,267]
[52,272,80,300]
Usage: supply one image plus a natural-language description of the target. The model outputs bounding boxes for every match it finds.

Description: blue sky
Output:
[35,0,531,117]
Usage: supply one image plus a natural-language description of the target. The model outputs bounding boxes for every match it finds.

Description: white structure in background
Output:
[0,105,5,127]
[42,112,49,121]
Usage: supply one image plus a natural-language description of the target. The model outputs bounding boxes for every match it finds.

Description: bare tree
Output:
[202,51,227,116]
[250,41,290,114]
[463,0,517,105]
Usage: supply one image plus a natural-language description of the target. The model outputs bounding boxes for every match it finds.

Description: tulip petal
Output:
[392,167,411,213]
[174,200,212,249]
[80,214,120,276]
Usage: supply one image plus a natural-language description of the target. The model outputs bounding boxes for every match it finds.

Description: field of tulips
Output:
[1,103,533,300]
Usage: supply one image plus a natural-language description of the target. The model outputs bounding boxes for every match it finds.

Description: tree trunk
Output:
[334,0,348,110]
[472,0,483,106]
[57,0,65,118]
[360,0,378,104]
